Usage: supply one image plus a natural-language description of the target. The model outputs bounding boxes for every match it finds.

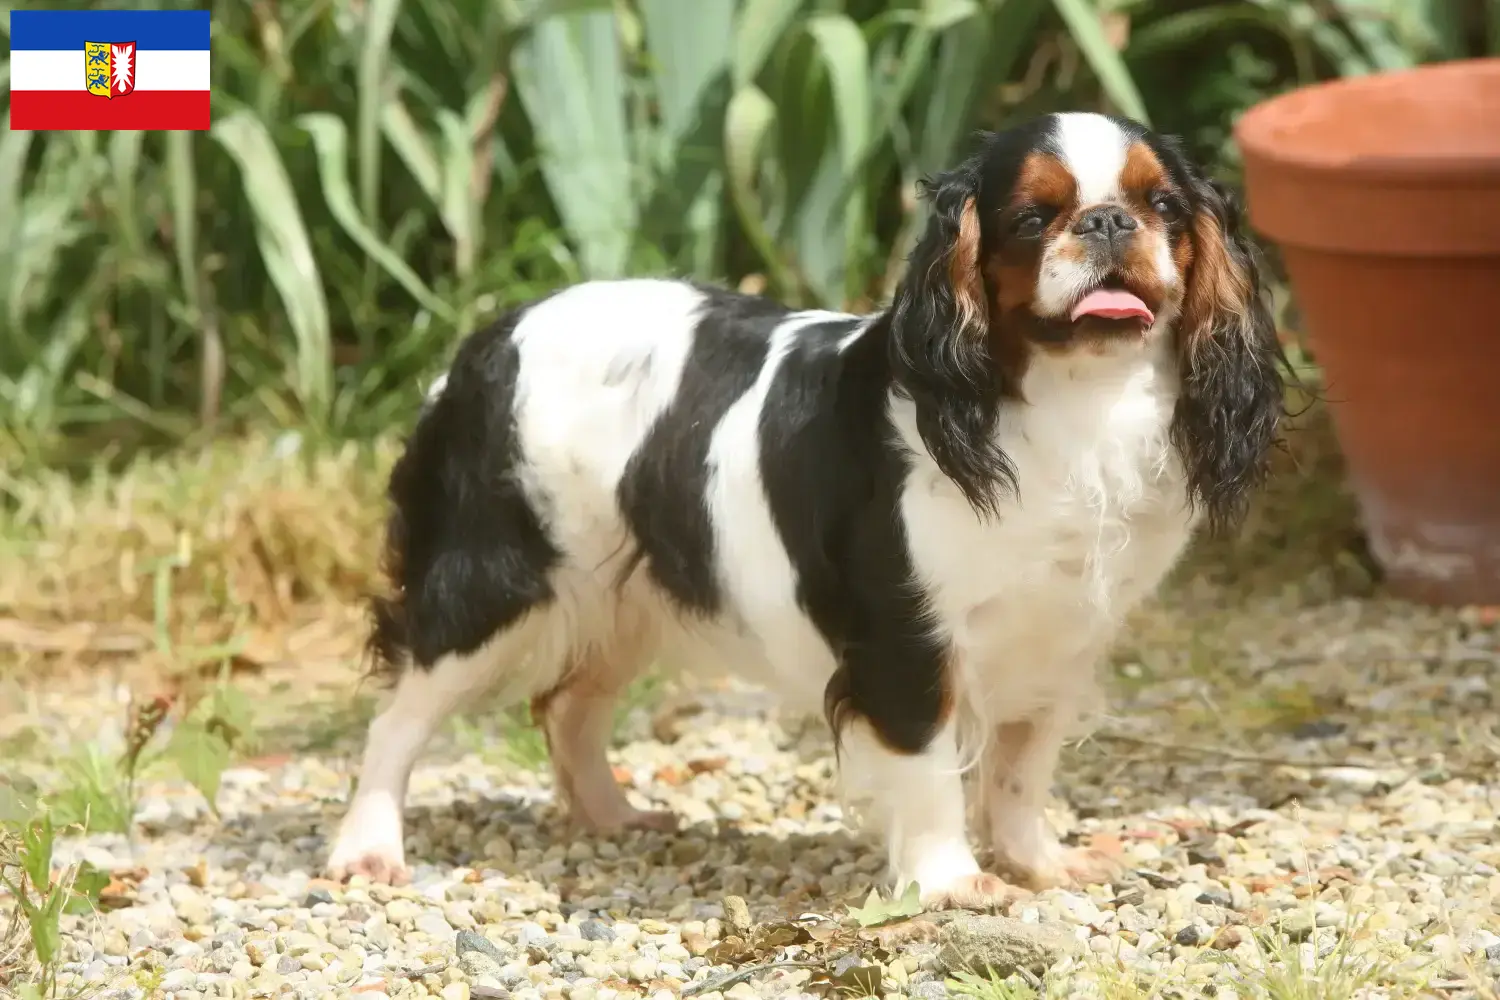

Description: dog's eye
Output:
[1150,190,1183,222]
[1011,206,1054,239]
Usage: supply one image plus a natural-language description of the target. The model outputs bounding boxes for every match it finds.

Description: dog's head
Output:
[889,111,1284,531]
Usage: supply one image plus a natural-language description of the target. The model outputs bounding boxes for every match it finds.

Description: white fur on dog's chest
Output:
[897,349,1194,718]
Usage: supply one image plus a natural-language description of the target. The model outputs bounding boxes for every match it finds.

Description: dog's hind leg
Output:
[532,643,678,835]
[326,641,516,885]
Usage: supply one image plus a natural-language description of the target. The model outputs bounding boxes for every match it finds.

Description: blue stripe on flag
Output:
[10,9,210,51]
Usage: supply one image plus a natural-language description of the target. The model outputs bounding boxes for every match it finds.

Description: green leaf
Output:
[298,112,456,323]
[921,0,981,31]
[798,12,873,304]
[26,895,61,968]
[164,131,199,312]
[639,0,734,150]
[65,861,110,915]
[358,0,404,230]
[107,129,144,255]
[724,84,797,296]
[1048,0,1149,124]
[166,721,232,814]
[436,108,477,279]
[205,683,257,754]
[510,4,638,278]
[637,0,735,274]
[846,880,924,927]
[18,814,54,889]
[732,0,805,87]
[0,782,35,825]
[211,110,333,424]
[381,99,443,206]
[0,122,33,268]
[7,133,96,339]
[49,743,134,834]
[1124,7,1285,62]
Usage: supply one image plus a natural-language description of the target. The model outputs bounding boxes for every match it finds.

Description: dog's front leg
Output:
[838,715,1021,909]
[981,711,1121,891]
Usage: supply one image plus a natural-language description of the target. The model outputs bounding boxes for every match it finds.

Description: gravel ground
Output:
[8,577,1500,999]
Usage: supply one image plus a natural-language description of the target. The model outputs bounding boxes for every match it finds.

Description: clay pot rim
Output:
[1234,58,1500,185]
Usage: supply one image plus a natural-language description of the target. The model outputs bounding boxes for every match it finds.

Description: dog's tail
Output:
[362,308,562,683]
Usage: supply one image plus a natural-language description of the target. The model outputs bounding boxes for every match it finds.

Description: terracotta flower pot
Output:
[1235,58,1500,606]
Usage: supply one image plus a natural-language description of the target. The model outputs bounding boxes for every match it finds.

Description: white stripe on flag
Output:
[10,50,210,92]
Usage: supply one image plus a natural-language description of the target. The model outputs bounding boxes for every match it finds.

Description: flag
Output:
[9,10,211,131]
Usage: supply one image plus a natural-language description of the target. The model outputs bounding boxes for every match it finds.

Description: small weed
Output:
[498,706,552,772]
[1217,823,1435,1000]
[45,745,133,835]
[614,671,668,733]
[948,970,1043,1000]
[845,882,923,928]
[34,679,255,834]
[448,672,669,776]
[0,804,108,998]
[449,706,551,773]
[1227,916,1430,1000]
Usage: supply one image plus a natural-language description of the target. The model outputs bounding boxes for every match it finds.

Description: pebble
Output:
[18,562,1500,1000]
[579,920,614,942]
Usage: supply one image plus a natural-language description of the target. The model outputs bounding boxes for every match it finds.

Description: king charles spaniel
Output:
[327,111,1285,907]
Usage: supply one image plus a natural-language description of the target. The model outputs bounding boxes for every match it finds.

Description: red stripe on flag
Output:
[10,91,210,131]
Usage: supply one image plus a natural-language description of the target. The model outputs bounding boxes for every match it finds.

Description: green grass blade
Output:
[732,0,806,88]
[8,268,108,432]
[1048,0,1150,124]
[510,5,638,278]
[804,13,871,167]
[1329,0,1416,71]
[107,131,144,257]
[9,135,97,340]
[1125,7,1285,62]
[0,119,33,343]
[639,0,734,150]
[638,0,735,275]
[922,0,981,31]
[164,132,199,313]
[381,99,442,205]
[435,108,476,280]
[358,0,403,230]
[918,0,1047,171]
[211,110,333,424]
[298,112,456,323]
[801,12,872,305]
[724,84,797,297]
[165,129,218,426]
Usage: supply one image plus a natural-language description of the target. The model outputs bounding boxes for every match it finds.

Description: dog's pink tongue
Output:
[1070,289,1153,324]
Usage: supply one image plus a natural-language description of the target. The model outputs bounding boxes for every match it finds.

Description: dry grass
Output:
[0,433,401,686]
[0,386,1360,689]
[0,826,30,990]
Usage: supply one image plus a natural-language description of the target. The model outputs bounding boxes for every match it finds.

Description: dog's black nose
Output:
[1071,205,1138,240]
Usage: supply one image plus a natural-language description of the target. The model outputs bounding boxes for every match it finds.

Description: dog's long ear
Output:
[888,163,1014,517]
[1170,176,1287,535]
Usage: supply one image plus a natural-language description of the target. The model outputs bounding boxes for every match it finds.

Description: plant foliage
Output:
[1,0,1493,458]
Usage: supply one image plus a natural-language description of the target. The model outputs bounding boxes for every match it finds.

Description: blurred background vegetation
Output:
[1,0,1497,465]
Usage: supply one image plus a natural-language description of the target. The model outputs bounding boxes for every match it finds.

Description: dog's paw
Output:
[573,807,680,836]
[326,846,410,886]
[326,797,408,885]
[1004,844,1123,892]
[919,872,1027,911]
[620,808,680,834]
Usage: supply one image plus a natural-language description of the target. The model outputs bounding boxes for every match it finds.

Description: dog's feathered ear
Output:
[1171,176,1287,534]
[888,163,1014,517]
